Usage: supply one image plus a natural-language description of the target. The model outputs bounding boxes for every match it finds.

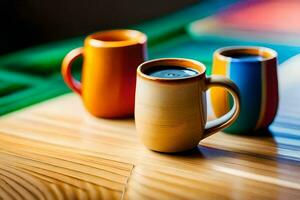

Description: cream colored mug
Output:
[135,58,241,153]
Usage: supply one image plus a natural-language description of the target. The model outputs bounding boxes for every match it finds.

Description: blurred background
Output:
[1,0,198,55]
[0,0,300,118]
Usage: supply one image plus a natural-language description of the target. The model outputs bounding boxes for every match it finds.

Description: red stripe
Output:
[261,58,279,128]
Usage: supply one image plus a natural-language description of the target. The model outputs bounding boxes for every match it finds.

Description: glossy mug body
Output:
[62,30,147,118]
[211,46,278,133]
[135,58,241,153]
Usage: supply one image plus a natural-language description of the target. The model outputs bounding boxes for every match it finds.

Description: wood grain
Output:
[0,93,299,200]
[0,57,300,200]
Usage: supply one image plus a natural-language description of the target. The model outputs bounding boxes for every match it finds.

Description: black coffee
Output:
[229,53,264,61]
[144,66,199,78]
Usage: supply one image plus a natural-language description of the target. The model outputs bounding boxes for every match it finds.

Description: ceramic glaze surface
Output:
[62,30,147,118]
[135,75,206,152]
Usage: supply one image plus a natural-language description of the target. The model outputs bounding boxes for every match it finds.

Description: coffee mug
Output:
[62,29,147,118]
[135,58,241,153]
[211,46,278,133]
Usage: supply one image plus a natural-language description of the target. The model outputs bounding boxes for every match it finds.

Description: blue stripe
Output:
[225,60,262,133]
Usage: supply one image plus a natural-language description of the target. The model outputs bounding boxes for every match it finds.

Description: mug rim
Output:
[137,58,206,82]
[214,46,277,62]
[86,29,147,47]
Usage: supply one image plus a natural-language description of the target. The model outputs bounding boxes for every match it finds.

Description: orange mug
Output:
[62,29,147,118]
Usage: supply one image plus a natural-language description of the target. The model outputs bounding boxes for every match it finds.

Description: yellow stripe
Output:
[211,56,230,117]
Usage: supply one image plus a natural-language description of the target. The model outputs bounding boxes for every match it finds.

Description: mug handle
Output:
[202,75,241,139]
[61,47,83,95]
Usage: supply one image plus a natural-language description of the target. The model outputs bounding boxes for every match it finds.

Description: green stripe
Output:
[0,70,44,85]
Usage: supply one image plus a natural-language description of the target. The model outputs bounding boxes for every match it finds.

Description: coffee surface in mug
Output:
[145,66,199,78]
[229,53,265,61]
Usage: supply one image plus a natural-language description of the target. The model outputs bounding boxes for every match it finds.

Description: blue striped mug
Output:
[211,46,279,134]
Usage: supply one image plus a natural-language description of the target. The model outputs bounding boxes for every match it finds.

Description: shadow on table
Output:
[159,128,278,161]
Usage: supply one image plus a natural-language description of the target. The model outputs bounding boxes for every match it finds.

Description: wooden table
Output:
[0,58,300,200]
[0,91,299,200]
